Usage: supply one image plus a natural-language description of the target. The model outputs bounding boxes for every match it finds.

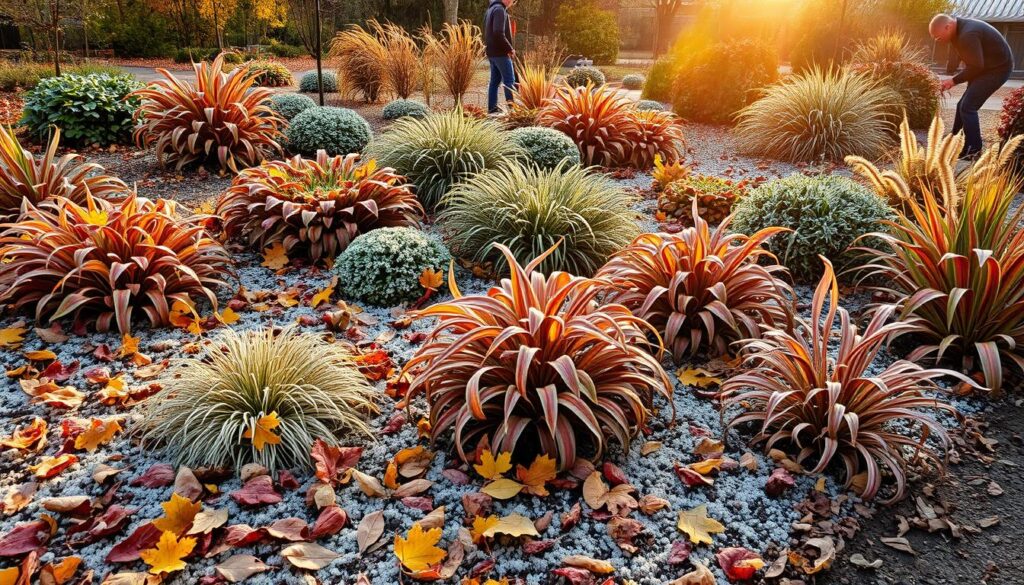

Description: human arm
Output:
[952,32,985,84]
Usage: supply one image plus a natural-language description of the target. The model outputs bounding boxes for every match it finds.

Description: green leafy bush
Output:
[268,43,308,58]
[636,99,666,112]
[382,99,430,120]
[244,60,294,87]
[364,109,520,209]
[565,66,606,88]
[672,39,778,125]
[622,73,645,90]
[0,62,125,91]
[287,106,372,156]
[335,227,450,306]
[441,163,638,276]
[641,57,678,102]
[730,174,893,280]
[850,61,939,130]
[269,93,317,121]
[507,126,581,170]
[20,73,141,146]
[555,0,620,65]
[300,71,338,93]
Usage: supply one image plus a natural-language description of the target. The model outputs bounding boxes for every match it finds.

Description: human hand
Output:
[940,78,955,92]
[509,50,516,58]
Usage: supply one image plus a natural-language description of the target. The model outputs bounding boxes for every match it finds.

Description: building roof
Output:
[954,0,1024,22]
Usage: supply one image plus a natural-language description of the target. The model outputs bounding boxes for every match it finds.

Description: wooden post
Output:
[315,0,324,105]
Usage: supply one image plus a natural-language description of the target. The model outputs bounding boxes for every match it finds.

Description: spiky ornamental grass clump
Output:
[335,227,450,307]
[628,108,686,170]
[364,109,520,209]
[300,70,338,93]
[381,99,430,121]
[330,26,387,102]
[513,64,557,112]
[139,326,377,472]
[402,243,674,470]
[730,174,894,281]
[269,93,317,121]
[441,163,638,276]
[130,55,285,173]
[735,67,899,163]
[854,173,1024,395]
[217,152,423,263]
[422,21,485,103]
[850,61,939,130]
[0,192,233,333]
[507,127,581,170]
[722,258,967,503]
[597,204,794,361]
[0,126,127,221]
[565,66,606,88]
[286,106,372,157]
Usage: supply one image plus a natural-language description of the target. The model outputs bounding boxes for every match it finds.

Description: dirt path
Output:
[821,401,1024,585]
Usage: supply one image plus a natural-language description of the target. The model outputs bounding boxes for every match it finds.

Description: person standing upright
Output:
[930,13,1014,159]
[485,0,517,114]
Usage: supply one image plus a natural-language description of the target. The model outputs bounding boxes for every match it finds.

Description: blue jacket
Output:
[484,0,514,58]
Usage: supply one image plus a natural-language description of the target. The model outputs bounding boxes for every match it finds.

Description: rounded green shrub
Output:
[672,39,779,125]
[335,227,451,307]
[622,73,645,90]
[300,70,338,93]
[441,162,639,276]
[287,106,372,156]
[565,66,606,88]
[508,126,581,170]
[382,99,430,120]
[730,174,893,280]
[555,0,620,65]
[20,73,142,146]
[850,61,939,130]
[244,60,293,87]
[269,93,317,121]
[364,109,520,209]
[641,57,678,102]
[636,99,666,112]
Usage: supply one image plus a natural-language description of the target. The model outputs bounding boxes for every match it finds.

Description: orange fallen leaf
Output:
[311,276,338,308]
[0,325,27,349]
[474,450,512,481]
[419,268,443,291]
[24,350,57,361]
[152,493,202,535]
[215,307,241,326]
[470,515,499,544]
[139,530,196,575]
[242,412,282,451]
[516,454,557,496]
[261,242,290,270]
[29,454,78,479]
[0,417,47,452]
[394,522,445,572]
[74,418,123,452]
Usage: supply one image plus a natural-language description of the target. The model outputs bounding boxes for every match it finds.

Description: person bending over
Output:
[485,0,517,114]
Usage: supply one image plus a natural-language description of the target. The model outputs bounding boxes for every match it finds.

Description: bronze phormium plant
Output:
[538,82,637,168]
[402,243,674,470]
[722,257,967,503]
[597,204,794,360]
[0,191,234,333]
[130,55,284,172]
[216,152,423,263]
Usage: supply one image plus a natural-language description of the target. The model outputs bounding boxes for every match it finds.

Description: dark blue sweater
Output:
[946,17,1013,84]
[484,0,514,58]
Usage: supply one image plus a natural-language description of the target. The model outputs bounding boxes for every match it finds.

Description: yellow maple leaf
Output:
[0,326,27,349]
[480,478,525,500]
[242,412,282,451]
[116,333,141,359]
[418,267,443,291]
[24,349,57,361]
[474,449,512,481]
[688,458,723,476]
[394,522,446,572]
[677,504,725,545]
[140,530,196,575]
[515,454,557,496]
[676,368,722,389]
[261,242,290,270]
[470,515,500,544]
[98,376,130,406]
[153,493,202,535]
[74,418,123,452]
[216,307,240,326]
[311,276,337,308]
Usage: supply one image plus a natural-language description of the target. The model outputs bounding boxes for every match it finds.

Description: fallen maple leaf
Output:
[0,418,47,452]
[310,277,337,308]
[73,418,123,452]
[676,368,722,389]
[29,454,78,479]
[153,493,202,535]
[474,450,512,480]
[261,242,289,270]
[242,412,282,451]
[677,505,725,545]
[470,515,499,544]
[0,325,27,348]
[394,522,446,572]
[717,547,764,581]
[139,530,195,575]
[216,307,241,326]
[419,267,443,291]
[516,454,557,497]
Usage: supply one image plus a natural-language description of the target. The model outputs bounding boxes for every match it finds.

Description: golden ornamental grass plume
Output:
[0,126,127,220]
[330,25,388,103]
[851,30,927,65]
[373,20,421,100]
[423,21,484,103]
[139,326,378,472]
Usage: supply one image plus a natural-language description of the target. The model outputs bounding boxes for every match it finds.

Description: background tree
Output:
[198,0,237,49]
[2,0,81,73]
[651,0,683,57]
[443,0,457,24]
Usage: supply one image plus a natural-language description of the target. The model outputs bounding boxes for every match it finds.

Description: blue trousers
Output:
[487,56,516,113]
[952,66,1012,157]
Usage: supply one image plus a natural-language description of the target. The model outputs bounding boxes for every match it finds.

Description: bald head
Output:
[930,14,957,43]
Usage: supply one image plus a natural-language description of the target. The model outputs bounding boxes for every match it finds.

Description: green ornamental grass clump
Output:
[382,99,430,120]
[441,162,638,276]
[507,126,581,170]
[287,106,372,156]
[300,70,338,93]
[20,73,142,146]
[336,227,451,307]
[565,66,606,88]
[269,93,317,121]
[730,174,893,280]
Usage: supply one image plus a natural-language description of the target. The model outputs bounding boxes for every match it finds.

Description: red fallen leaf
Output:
[607,517,645,553]
[352,348,394,381]
[602,462,628,486]
[568,460,596,481]
[717,547,764,581]
[106,522,162,562]
[296,314,319,327]
[551,567,596,585]
[266,517,308,542]
[522,539,556,555]
[469,558,495,578]
[549,478,579,490]
[441,468,469,485]
[230,475,282,506]
[207,525,268,558]
[68,505,136,543]
[403,331,427,344]
[668,540,692,565]
[0,516,56,556]
[401,497,433,512]
[130,464,175,488]
[310,439,362,485]
[15,548,41,584]
[675,463,714,488]
[40,359,79,382]
[689,424,712,438]
[461,492,492,519]
[765,468,795,497]
[278,470,300,491]
[381,412,407,435]
[561,502,581,532]
[59,418,89,440]
[93,344,114,362]
[309,505,348,539]
[83,366,111,385]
